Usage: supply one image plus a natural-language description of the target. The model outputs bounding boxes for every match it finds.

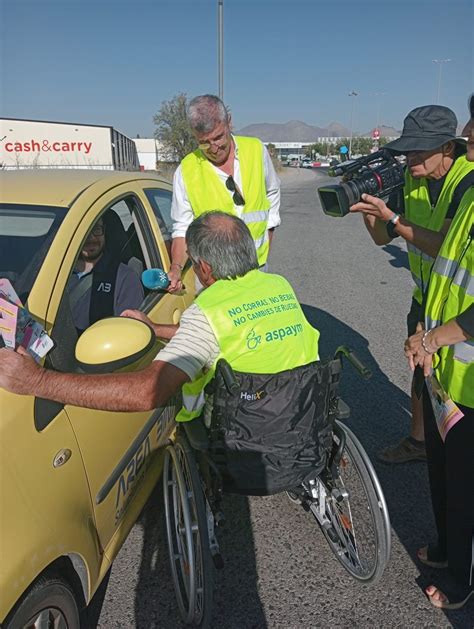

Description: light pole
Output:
[217,0,224,100]
[432,59,451,104]
[373,92,386,150]
[374,92,386,133]
[348,90,358,158]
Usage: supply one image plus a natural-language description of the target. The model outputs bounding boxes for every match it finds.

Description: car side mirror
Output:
[75,317,156,373]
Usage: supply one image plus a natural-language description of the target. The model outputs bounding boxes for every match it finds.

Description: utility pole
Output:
[348,90,358,158]
[374,92,386,133]
[374,92,386,150]
[432,59,451,104]
[218,0,224,100]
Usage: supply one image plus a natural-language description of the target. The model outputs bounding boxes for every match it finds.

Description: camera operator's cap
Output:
[384,105,466,154]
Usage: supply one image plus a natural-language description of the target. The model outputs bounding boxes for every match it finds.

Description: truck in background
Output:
[0,118,140,171]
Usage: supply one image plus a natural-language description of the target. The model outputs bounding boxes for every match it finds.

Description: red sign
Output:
[372,129,380,139]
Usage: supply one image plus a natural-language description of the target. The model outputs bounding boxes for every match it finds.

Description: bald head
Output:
[186,211,258,280]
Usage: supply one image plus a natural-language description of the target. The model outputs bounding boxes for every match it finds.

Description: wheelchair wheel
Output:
[311,421,391,584]
[163,433,214,627]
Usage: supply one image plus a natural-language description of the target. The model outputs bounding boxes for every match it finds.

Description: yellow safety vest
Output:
[181,136,271,265]
[177,269,320,422]
[424,187,474,406]
[405,155,474,304]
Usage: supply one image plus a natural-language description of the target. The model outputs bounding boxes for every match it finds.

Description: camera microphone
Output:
[142,268,170,290]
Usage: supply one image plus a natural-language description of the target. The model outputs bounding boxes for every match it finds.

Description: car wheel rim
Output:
[26,607,69,629]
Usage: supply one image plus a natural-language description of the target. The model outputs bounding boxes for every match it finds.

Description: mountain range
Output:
[237,120,400,142]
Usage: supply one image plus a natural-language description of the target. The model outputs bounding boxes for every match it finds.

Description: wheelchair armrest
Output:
[183,419,210,451]
[336,398,350,420]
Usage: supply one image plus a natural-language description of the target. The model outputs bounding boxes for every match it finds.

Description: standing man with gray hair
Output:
[168,94,281,292]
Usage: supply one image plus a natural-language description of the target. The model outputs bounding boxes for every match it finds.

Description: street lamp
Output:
[348,90,358,158]
[217,0,224,100]
[432,59,451,104]
[374,92,386,133]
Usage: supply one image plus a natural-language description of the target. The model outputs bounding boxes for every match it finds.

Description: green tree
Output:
[153,93,197,162]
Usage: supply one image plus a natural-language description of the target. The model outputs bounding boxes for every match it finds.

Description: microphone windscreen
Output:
[141,268,170,290]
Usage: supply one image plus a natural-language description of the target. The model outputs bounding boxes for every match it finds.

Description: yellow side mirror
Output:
[75,317,155,373]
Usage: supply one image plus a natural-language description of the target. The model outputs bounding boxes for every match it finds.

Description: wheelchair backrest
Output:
[203,359,340,496]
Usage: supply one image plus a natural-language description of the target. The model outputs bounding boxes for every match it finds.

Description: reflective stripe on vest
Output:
[181,136,271,265]
[177,270,320,422]
[424,187,474,406]
[453,340,474,364]
[405,155,474,304]
[433,255,474,295]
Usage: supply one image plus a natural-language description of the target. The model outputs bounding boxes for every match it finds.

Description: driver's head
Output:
[187,95,233,167]
[186,211,258,285]
[80,219,105,262]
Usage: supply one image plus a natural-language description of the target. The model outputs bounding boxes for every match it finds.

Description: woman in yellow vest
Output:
[350,105,474,465]
[404,95,474,610]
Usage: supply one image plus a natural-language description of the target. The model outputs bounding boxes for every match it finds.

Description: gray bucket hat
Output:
[385,105,465,154]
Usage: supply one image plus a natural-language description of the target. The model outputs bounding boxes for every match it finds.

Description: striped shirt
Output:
[154,303,219,379]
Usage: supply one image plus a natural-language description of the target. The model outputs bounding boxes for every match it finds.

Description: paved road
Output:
[94,169,472,628]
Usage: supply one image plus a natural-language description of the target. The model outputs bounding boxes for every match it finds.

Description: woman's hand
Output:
[350,194,394,222]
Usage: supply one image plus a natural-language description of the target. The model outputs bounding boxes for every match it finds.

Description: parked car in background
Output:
[0,169,195,628]
[301,159,313,168]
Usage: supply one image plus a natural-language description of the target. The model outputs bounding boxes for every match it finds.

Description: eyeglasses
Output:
[226,176,245,206]
[198,139,225,151]
[90,224,105,237]
[197,127,230,152]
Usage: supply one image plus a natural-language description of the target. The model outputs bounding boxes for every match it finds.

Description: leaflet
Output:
[0,297,17,348]
[425,372,464,441]
[0,279,54,361]
[0,278,22,306]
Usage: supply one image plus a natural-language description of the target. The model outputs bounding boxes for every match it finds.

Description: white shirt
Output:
[154,303,218,380]
[171,137,281,239]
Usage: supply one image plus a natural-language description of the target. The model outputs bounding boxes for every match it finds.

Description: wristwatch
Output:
[386,213,401,239]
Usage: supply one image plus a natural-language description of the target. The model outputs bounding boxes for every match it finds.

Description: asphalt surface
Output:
[93,168,473,628]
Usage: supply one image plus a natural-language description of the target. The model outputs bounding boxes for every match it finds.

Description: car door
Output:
[46,180,188,554]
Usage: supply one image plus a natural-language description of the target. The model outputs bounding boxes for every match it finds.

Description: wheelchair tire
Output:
[316,421,391,584]
[163,432,214,627]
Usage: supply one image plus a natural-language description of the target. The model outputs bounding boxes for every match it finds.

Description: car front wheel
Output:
[4,573,80,629]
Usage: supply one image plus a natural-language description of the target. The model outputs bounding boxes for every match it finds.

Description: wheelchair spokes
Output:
[299,422,390,584]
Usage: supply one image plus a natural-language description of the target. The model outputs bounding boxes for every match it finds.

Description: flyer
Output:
[0,297,18,348]
[0,278,54,361]
[0,278,22,307]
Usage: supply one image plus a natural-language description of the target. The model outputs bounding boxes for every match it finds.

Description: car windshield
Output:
[0,204,67,302]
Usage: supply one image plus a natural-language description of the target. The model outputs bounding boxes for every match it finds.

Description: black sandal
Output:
[417,544,448,569]
[425,576,474,610]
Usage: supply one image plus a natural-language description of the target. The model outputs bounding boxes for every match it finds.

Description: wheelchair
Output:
[163,346,391,627]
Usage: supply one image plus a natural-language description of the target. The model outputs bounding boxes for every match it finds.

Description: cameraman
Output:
[350,105,474,464]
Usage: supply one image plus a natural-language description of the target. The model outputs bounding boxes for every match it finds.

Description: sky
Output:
[1,0,473,138]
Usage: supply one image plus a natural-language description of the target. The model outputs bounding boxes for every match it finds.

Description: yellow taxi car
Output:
[0,170,195,627]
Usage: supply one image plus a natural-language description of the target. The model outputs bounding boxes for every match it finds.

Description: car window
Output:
[0,204,67,302]
[49,194,163,372]
[144,188,172,242]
